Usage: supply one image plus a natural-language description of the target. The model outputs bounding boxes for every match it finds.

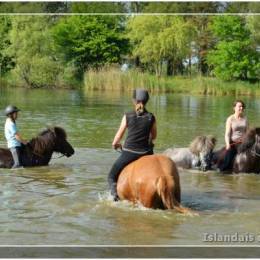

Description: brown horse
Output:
[233,128,260,173]
[117,154,190,213]
[0,126,74,168]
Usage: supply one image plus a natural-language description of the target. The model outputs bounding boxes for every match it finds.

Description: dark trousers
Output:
[219,145,237,171]
[10,147,22,168]
[108,149,153,199]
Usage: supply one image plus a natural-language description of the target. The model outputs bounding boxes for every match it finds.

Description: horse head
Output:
[189,135,217,171]
[238,128,260,156]
[232,128,260,173]
[50,127,75,157]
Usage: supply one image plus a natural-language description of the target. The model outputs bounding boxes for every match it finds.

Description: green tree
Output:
[143,3,219,75]
[207,16,259,81]
[0,16,13,76]
[247,3,260,46]
[6,16,61,87]
[71,2,126,13]
[52,16,128,77]
[127,16,196,76]
[247,15,260,45]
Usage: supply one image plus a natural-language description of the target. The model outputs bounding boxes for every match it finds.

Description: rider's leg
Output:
[219,146,237,171]
[10,147,22,168]
[108,151,141,201]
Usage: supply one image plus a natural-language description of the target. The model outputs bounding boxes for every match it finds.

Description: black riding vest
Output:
[123,110,155,153]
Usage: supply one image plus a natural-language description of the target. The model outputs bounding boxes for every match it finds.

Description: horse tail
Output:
[156,176,195,215]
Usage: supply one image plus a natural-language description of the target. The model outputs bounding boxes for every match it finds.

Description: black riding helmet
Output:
[132,89,149,104]
[5,105,20,116]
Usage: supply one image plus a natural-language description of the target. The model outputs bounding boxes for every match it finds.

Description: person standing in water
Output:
[219,100,249,171]
[108,89,157,201]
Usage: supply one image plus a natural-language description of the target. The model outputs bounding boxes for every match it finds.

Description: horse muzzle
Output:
[64,147,75,157]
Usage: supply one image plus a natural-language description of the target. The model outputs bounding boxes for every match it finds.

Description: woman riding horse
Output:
[108,89,157,201]
[4,105,27,168]
[219,100,249,171]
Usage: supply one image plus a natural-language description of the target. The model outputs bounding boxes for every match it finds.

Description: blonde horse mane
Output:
[189,135,217,156]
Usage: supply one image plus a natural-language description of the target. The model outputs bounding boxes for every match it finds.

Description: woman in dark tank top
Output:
[108,89,157,201]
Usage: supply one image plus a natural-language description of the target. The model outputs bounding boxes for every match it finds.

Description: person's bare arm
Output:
[150,121,157,141]
[112,115,127,150]
[15,132,27,145]
[225,117,232,150]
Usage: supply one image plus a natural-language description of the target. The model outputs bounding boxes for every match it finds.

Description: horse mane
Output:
[238,128,260,153]
[29,126,67,155]
[189,135,217,156]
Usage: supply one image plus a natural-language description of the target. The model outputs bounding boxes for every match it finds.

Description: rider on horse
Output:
[4,105,27,168]
[219,100,249,171]
[108,89,157,201]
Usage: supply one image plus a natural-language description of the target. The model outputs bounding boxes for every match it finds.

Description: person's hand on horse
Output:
[22,140,28,145]
[113,143,122,151]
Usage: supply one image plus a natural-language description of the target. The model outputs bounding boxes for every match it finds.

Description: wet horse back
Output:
[163,147,194,168]
[117,155,179,208]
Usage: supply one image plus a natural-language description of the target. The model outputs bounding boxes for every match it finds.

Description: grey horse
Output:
[163,135,217,171]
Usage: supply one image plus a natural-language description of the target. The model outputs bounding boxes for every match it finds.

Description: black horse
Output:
[0,126,74,168]
[212,128,260,174]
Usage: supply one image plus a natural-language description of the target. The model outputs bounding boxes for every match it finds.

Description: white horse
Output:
[163,135,217,171]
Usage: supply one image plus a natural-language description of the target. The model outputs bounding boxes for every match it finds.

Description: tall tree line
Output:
[0,2,259,87]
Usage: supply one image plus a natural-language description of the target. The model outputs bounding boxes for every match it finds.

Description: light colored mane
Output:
[189,135,217,156]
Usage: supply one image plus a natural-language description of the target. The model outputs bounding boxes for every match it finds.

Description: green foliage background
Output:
[0,2,259,89]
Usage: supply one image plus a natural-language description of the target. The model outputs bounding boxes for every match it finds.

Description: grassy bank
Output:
[84,67,260,96]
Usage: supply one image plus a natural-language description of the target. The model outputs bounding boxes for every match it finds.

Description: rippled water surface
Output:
[1,87,260,251]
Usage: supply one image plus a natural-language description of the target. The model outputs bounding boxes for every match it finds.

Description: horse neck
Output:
[29,135,55,162]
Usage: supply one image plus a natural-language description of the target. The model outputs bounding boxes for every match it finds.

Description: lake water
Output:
[0,87,260,257]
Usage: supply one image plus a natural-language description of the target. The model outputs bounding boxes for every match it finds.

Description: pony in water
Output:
[117,154,191,213]
[213,128,260,174]
[0,126,74,168]
[163,135,217,171]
